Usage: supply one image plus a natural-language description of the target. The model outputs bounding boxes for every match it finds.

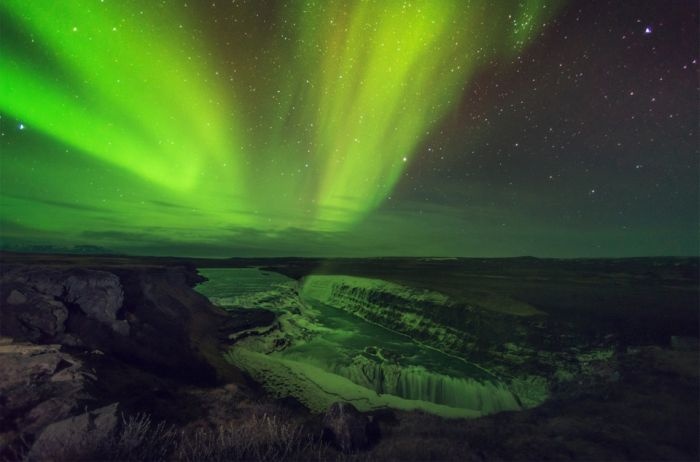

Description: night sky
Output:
[1,0,697,257]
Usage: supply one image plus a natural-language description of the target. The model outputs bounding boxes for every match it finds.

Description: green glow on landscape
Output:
[0,0,562,253]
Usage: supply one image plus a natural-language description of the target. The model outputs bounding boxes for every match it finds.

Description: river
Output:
[196,267,520,418]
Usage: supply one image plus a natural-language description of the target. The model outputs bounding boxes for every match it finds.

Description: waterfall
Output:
[205,270,541,417]
[333,355,521,413]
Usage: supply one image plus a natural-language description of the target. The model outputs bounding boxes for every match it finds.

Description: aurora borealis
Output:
[1,0,698,257]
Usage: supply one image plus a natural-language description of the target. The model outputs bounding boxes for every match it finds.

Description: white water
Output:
[197,268,522,418]
[333,358,518,413]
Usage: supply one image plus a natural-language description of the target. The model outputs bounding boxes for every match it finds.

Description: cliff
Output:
[299,275,617,407]
[0,262,272,459]
[0,264,255,383]
[0,257,696,461]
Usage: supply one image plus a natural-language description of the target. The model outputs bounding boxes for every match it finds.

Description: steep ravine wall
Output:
[0,264,249,384]
[299,275,557,407]
[303,277,470,349]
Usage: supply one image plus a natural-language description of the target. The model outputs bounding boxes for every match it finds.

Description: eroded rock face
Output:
[6,290,26,305]
[1,264,247,388]
[0,267,128,339]
[0,262,257,460]
[0,339,94,458]
[16,301,69,341]
[322,402,369,453]
[64,272,127,334]
[27,403,119,462]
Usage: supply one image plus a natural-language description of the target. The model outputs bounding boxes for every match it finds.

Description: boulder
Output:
[0,340,93,459]
[16,302,69,340]
[1,267,129,337]
[0,341,89,412]
[6,289,26,305]
[322,402,369,452]
[63,272,128,335]
[1,264,242,386]
[27,403,120,462]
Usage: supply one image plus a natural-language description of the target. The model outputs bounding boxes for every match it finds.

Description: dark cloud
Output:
[2,193,106,212]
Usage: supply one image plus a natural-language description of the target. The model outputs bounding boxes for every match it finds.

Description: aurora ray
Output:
[1,0,564,250]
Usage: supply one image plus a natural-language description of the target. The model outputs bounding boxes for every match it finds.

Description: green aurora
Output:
[1,0,697,257]
[1,0,563,253]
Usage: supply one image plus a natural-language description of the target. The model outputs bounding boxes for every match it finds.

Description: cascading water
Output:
[196,268,523,418]
[333,355,519,413]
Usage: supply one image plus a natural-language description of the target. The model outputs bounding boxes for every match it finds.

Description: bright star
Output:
[644,26,652,35]
[402,156,408,162]
[18,123,25,130]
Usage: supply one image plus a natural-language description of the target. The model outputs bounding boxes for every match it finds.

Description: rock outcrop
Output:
[1,267,128,340]
[0,262,258,459]
[27,403,120,462]
[0,338,94,459]
[0,264,245,384]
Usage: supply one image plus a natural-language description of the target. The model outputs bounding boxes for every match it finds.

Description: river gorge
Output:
[196,268,542,418]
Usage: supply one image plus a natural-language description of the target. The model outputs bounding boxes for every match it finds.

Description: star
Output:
[0,0,697,258]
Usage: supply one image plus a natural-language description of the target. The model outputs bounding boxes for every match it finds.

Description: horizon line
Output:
[1,249,698,261]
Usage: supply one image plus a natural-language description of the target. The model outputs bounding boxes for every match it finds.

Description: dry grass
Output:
[176,414,318,462]
[61,408,338,462]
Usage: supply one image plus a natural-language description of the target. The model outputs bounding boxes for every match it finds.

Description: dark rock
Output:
[6,290,26,305]
[0,267,128,337]
[27,403,119,462]
[0,340,93,458]
[19,398,76,435]
[63,272,128,335]
[322,402,369,453]
[16,302,69,340]
[0,265,242,385]
[219,308,276,336]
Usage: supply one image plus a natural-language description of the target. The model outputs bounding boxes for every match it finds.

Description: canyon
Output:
[0,253,697,461]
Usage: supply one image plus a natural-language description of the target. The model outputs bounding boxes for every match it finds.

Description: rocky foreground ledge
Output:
[0,263,287,460]
[0,258,698,461]
[0,262,381,461]
[0,264,251,383]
